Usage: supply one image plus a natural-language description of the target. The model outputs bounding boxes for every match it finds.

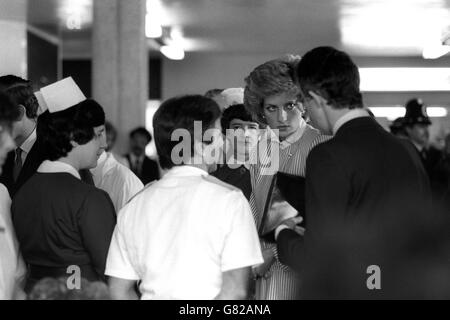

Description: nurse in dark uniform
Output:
[12,98,116,292]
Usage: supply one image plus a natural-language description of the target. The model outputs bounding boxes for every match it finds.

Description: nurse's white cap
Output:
[35,77,86,114]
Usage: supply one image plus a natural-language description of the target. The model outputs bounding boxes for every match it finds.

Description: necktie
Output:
[13,148,23,182]
[133,158,141,176]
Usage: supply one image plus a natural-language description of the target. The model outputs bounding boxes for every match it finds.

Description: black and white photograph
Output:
[1,0,450,306]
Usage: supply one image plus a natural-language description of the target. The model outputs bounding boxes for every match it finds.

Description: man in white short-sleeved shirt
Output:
[105,95,263,300]
[91,151,144,212]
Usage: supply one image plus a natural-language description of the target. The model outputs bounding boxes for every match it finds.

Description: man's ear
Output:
[308,91,328,108]
[16,105,26,121]
[70,141,79,148]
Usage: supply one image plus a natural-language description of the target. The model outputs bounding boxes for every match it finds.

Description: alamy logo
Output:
[66,265,81,290]
[366,265,381,290]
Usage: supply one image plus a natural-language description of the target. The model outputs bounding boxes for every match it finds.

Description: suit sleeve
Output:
[79,190,117,279]
[305,145,350,242]
[277,145,350,272]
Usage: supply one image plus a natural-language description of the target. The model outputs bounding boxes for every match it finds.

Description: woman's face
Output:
[263,92,303,141]
[76,125,107,169]
[0,127,15,175]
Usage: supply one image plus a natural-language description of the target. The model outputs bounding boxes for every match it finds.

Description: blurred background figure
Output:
[124,127,160,185]
[403,98,442,178]
[104,121,129,168]
[390,117,408,139]
[0,91,26,300]
[91,123,144,212]
[28,277,110,300]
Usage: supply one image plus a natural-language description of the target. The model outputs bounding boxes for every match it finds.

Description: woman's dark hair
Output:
[153,95,221,170]
[220,104,254,135]
[0,90,21,129]
[37,99,105,161]
[296,46,363,109]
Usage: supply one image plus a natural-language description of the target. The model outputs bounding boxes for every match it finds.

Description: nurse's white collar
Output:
[165,165,208,178]
[37,160,81,180]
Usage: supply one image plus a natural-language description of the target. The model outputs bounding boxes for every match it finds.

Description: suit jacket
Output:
[277,117,432,298]
[0,138,48,198]
[125,154,160,185]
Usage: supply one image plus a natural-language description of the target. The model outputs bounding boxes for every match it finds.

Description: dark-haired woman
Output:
[12,99,116,292]
[0,91,26,299]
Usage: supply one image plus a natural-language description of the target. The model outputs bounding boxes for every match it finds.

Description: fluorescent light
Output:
[340,0,450,55]
[427,106,448,117]
[423,45,450,59]
[160,44,185,60]
[146,0,164,38]
[359,68,450,92]
[145,13,162,38]
[369,106,448,120]
[369,106,405,120]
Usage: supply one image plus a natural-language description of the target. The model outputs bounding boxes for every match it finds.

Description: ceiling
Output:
[27,0,450,57]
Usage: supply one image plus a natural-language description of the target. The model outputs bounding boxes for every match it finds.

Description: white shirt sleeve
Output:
[105,212,140,281]
[220,193,263,272]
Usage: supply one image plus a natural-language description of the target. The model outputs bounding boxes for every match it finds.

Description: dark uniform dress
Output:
[211,164,251,200]
[12,164,116,292]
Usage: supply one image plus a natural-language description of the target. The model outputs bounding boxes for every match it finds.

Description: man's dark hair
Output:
[0,90,21,129]
[220,103,254,135]
[153,95,221,170]
[130,127,152,143]
[0,75,39,119]
[37,99,105,161]
[296,46,363,109]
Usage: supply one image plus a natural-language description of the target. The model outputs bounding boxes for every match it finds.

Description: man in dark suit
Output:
[125,127,160,185]
[275,47,433,299]
[0,75,43,197]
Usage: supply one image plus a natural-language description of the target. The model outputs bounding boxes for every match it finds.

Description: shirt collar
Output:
[165,165,209,178]
[333,109,370,135]
[269,118,307,149]
[20,127,37,154]
[411,141,425,152]
[37,160,81,180]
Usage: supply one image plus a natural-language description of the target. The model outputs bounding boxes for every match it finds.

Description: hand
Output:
[279,215,303,230]
[294,225,305,236]
[253,247,275,278]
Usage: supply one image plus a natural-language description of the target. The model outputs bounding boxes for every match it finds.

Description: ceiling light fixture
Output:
[146,0,164,38]
[160,44,185,60]
[359,68,450,92]
[369,106,448,120]
[423,26,450,59]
